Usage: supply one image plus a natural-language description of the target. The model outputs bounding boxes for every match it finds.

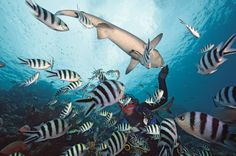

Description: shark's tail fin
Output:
[222,34,236,56]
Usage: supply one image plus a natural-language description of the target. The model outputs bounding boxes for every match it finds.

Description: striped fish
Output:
[60,102,73,119]
[196,150,213,156]
[55,10,94,29]
[178,18,200,38]
[105,131,128,155]
[175,112,236,150]
[197,34,236,75]
[119,97,132,106]
[76,80,125,117]
[20,72,40,87]
[157,118,178,156]
[25,0,69,31]
[116,123,132,132]
[10,153,25,156]
[18,57,53,70]
[23,118,71,144]
[89,69,107,82]
[104,112,113,122]
[56,81,82,97]
[145,89,164,105]
[201,44,215,53]
[47,69,81,82]
[140,39,153,69]
[99,110,111,117]
[213,86,236,109]
[108,118,117,127]
[141,124,160,135]
[61,143,88,156]
[79,122,93,133]
[96,143,108,152]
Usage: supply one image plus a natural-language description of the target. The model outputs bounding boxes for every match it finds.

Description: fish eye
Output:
[179,115,185,121]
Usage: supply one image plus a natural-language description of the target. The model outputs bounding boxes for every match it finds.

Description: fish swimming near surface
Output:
[197,34,236,75]
[76,80,125,117]
[20,72,40,87]
[178,18,200,38]
[55,9,164,74]
[55,81,82,97]
[213,86,236,109]
[46,69,81,82]
[61,143,88,156]
[60,102,73,119]
[157,118,178,156]
[201,44,215,53]
[18,57,53,70]
[175,112,236,150]
[25,0,69,31]
[105,131,128,155]
[23,118,71,144]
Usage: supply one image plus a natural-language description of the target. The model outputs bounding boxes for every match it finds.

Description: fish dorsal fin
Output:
[150,33,163,49]
[125,58,139,74]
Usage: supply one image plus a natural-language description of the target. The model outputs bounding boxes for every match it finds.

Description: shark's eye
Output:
[179,115,185,121]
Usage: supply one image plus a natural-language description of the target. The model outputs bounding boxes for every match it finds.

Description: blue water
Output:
[0,0,236,155]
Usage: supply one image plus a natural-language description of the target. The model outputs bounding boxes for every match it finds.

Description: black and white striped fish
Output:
[99,110,110,117]
[157,118,178,156]
[25,0,69,31]
[60,102,73,119]
[76,80,125,117]
[20,72,40,87]
[213,86,236,109]
[116,123,132,132]
[61,143,88,156]
[175,112,236,150]
[104,112,113,122]
[55,10,94,29]
[89,68,107,82]
[56,81,82,97]
[145,89,164,105]
[105,131,128,155]
[47,69,81,82]
[79,122,93,133]
[201,44,215,53]
[196,149,213,156]
[197,34,236,75]
[23,118,71,144]
[178,18,200,38]
[10,153,25,156]
[108,118,117,127]
[18,57,53,70]
[141,124,160,137]
[140,39,153,69]
[96,143,108,152]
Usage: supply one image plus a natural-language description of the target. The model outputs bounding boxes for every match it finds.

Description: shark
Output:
[55,10,165,74]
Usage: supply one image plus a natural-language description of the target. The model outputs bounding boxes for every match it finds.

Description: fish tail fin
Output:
[46,70,57,78]
[131,127,140,133]
[178,18,185,25]
[222,33,236,55]
[139,127,146,134]
[18,57,28,64]
[55,10,79,18]
[25,0,35,9]
[50,57,54,70]
[23,131,40,144]
[96,23,112,39]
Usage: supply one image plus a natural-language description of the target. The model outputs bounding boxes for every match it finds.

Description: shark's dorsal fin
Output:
[125,58,139,74]
[150,33,163,49]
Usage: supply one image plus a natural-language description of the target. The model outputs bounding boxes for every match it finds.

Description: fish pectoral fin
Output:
[96,23,113,39]
[150,33,163,49]
[125,58,139,75]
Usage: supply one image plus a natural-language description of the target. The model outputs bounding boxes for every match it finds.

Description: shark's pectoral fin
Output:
[125,58,139,74]
[96,23,113,39]
[150,33,163,49]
